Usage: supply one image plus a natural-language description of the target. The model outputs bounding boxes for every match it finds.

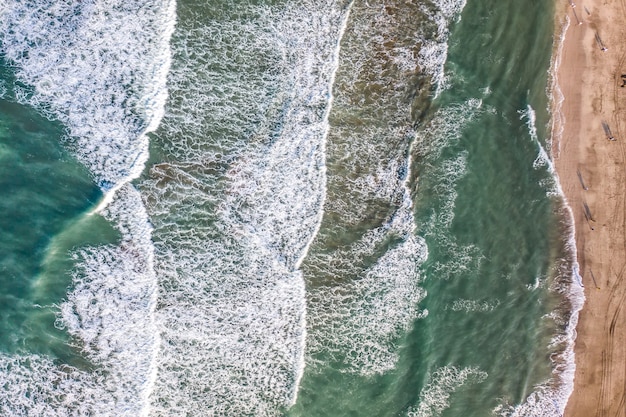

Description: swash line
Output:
[290,1,355,405]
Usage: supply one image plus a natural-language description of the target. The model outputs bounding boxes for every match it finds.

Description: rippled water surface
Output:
[0,0,582,416]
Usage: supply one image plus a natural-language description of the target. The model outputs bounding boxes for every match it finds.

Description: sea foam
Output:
[302,0,468,375]
[0,186,159,416]
[408,366,488,417]
[0,0,175,192]
[0,0,174,415]
[414,99,485,281]
[140,1,353,414]
[306,196,428,374]
[417,0,468,96]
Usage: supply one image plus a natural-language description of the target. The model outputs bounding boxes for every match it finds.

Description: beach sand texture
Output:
[554,0,626,415]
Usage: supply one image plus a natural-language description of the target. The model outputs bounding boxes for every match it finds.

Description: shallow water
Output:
[0,0,579,416]
[0,95,102,360]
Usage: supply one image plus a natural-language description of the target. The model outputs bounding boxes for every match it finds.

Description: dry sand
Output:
[552,0,626,415]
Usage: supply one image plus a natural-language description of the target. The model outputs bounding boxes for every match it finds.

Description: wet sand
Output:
[552,0,626,415]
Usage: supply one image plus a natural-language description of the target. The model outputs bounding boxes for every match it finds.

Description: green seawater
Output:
[0,64,116,365]
[0,0,575,415]
[290,0,568,415]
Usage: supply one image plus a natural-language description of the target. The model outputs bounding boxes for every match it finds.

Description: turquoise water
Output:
[0,71,106,362]
[0,0,580,416]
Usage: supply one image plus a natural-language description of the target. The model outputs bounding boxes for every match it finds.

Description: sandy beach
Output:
[553,0,626,415]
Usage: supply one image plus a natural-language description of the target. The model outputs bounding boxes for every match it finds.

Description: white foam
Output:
[0,0,173,415]
[333,0,467,98]
[413,100,487,281]
[520,104,539,143]
[309,46,485,372]
[300,0,455,374]
[428,153,467,230]
[293,0,354,271]
[306,98,482,373]
[0,0,176,197]
[494,385,567,417]
[139,2,355,414]
[519,104,561,197]
[446,298,500,313]
[0,185,159,417]
[408,366,488,417]
[417,0,468,96]
[414,98,482,160]
[0,353,105,416]
[422,151,485,281]
[498,168,585,410]
[60,185,159,417]
[307,228,428,374]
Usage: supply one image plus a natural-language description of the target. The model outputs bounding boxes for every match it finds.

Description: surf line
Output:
[89,150,149,215]
[87,0,176,217]
[293,0,354,271]
[289,0,355,407]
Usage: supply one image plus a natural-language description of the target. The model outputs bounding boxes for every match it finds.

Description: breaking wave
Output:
[140,1,353,414]
[0,0,174,415]
[408,366,488,417]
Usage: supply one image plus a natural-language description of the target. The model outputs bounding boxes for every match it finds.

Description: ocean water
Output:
[0,0,582,416]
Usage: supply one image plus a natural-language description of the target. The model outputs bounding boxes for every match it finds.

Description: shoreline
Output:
[551,0,626,416]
